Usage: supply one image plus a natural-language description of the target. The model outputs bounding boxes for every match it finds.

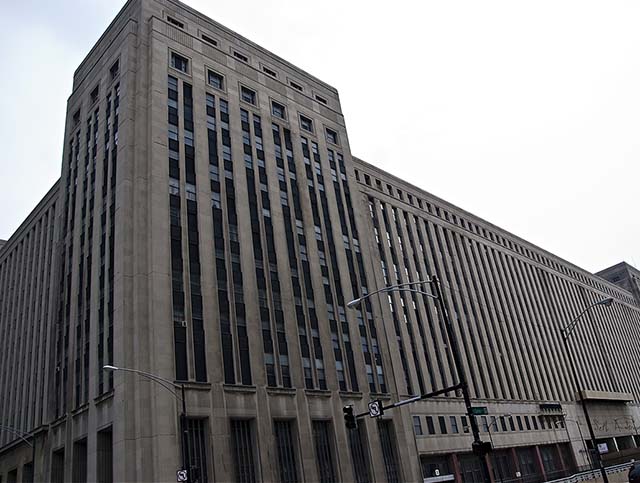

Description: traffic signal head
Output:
[343,405,357,430]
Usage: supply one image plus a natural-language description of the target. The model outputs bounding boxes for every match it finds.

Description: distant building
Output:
[1,1,640,482]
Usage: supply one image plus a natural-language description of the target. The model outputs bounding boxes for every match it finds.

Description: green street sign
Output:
[470,406,488,416]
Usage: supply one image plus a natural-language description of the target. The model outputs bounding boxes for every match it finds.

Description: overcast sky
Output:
[1,0,638,274]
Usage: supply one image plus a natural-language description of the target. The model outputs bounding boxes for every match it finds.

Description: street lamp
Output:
[560,297,614,483]
[0,425,36,481]
[348,276,492,483]
[102,365,191,482]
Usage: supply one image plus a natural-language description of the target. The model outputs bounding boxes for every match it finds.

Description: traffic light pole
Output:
[431,275,492,483]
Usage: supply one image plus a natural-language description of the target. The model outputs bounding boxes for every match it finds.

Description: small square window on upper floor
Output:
[300,115,313,133]
[241,86,256,105]
[262,65,278,78]
[325,128,338,145]
[271,100,286,120]
[170,52,189,74]
[289,80,303,92]
[315,94,327,105]
[207,69,224,90]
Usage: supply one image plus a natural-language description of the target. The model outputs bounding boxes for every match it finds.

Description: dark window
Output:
[97,427,113,483]
[509,416,515,431]
[274,420,299,483]
[262,65,277,77]
[234,51,249,62]
[167,16,184,28]
[231,420,257,483]
[90,85,99,104]
[421,455,452,479]
[481,416,489,432]
[272,101,286,119]
[325,128,338,145]
[493,450,516,482]
[207,70,224,90]
[500,416,508,432]
[378,420,400,483]
[348,425,371,483]
[201,34,217,46]
[312,421,337,483]
[413,416,423,435]
[241,86,256,105]
[110,60,119,80]
[450,416,459,434]
[426,416,435,435]
[7,469,17,483]
[315,94,327,104]
[517,416,524,431]
[171,52,189,73]
[438,416,447,434]
[525,416,532,430]
[459,454,484,483]
[289,80,303,91]
[186,418,209,483]
[22,463,34,483]
[300,115,313,132]
[72,439,87,483]
[461,416,470,433]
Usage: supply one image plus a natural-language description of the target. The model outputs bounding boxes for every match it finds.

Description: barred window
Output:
[231,419,257,483]
[274,420,299,483]
[312,420,337,483]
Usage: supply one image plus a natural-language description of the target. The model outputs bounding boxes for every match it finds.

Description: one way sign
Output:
[176,469,188,482]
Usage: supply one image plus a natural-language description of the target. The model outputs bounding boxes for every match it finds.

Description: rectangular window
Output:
[300,115,313,132]
[90,85,99,104]
[241,86,256,105]
[201,33,217,46]
[461,416,470,433]
[325,128,338,145]
[97,427,113,483]
[450,416,459,434]
[274,420,299,483]
[171,52,189,73]
[231,420,258,483]
[378,420,400,483]
[167,16,184,28]
[413,416,423,435]
[272,100,286,119]
[289,80,303,91]
[312,421,337,483]
[438,416,447,435]
[207,70,224,90]
[234,51,249,62]
[72,439,87,483]
[110,60,119,80]
[315,94,327,105]
[262,65,278,77]
[509,416,516,431]
[516,416,524,431]
[348,425,371,483]
[426,416,435,435]
[187,418,209,483]
[22,463,34,483]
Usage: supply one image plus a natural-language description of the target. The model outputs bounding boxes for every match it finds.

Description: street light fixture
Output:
[102,365,191,482]
[0,425,36,481]
[560,297,614,483]
[348,276,492,483]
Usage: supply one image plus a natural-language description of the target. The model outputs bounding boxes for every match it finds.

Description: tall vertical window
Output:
[72,439,88,483]
[312,421,337,483]
[186,418,209,483]
[97,427,113,483]
[378,420,401,483]
[51,449,65,483]
[348,425,371,483]
[274,420,299,483]
[231,420,257,483]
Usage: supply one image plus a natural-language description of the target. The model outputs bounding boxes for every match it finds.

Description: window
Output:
[289,80,303,91]
[271,100,286,119]
[167,16,184,28]
[450,416,459,434]
[72,439,87,483]
[90,85,99,104]
[516,416,524,431]
[426,416,435,435]
[481,416,489,432]
[509,416,516,431]
[348,425,371,483]
[274,420,299,483]
[413,416,423,435]
[315,94,327,104]
[170,52,189,73]
[231,420,257,483]
[110,60,119,80]
[461,416,470,433]
[97,427,113,483]
[300,115,313,132]
[207,69,224,90]
[262,65,277,77]
[201,33,217,46]
[241,86,256,105]
[186,418,209,483]
[378,420,401,483]
[438,416,447,435]
[234,51,249,62]
[524,416,531,430]
[325,128,338,145]
[312,421,337,483]
[532,415,539,430]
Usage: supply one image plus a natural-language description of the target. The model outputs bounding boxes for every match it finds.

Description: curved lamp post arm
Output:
[103,365,183,403]
[561,298,614,339]
[347,281,436,309]
[0,425,33,447]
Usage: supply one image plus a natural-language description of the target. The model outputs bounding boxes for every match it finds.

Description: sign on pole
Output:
[368,400,384,418]
[469,406,488,416]
[176,469,188,482]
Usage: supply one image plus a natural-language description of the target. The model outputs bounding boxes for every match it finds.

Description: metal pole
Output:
[181,383,191,482]
[431,275,492,483]
[562,335,608,482]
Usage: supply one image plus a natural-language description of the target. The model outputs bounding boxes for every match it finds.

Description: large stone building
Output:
[1,0,640,482]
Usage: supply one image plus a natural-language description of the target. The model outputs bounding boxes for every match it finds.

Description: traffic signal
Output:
[343,405,357,430]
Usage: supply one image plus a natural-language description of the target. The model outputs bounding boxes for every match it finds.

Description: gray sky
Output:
[1,0,638,274]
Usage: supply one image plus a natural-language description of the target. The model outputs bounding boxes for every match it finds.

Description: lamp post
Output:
[103,365,191,482]
[0,425,36,481]
[560,297,614,483]
[348,276,492,483]
[555,415,591,469]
